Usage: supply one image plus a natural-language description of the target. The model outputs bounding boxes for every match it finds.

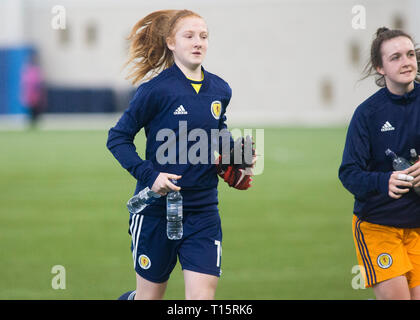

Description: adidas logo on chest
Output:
[381,121,395,132]
[174,105,188,115]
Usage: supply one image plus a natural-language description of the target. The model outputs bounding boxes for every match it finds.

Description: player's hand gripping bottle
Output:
[385,148,420,197]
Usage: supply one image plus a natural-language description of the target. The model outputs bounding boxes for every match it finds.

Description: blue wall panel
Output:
[1,47,119,114]
[0,50,8,114]
[0,47,33,115]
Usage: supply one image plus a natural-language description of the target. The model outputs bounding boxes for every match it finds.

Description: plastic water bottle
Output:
[385,149,411,171]
[127,187,160,214]
[166,180,183,240]
[386,149,420,197]
[409,149,420,196]
[410,149,419,165]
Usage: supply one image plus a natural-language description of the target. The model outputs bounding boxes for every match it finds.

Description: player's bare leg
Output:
[135,273,168,300]
[410,285,420,300]
[373,275,411,300]
[183,270,218,300]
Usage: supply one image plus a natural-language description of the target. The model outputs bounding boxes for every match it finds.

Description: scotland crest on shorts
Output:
[377,253,392,269]
[139,254,151,270]
[211,101,222,119]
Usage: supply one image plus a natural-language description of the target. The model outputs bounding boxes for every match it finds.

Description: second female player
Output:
[339,27,420,299]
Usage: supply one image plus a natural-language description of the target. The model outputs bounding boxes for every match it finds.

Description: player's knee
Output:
[185,288,215,300]
[135,288,165,300]
[373,276,411,300]
[410,285,420,300]
[184,272,218,300]
[135,274,167,300]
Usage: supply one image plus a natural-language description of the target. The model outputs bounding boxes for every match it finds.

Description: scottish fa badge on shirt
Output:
[211,100,222,120]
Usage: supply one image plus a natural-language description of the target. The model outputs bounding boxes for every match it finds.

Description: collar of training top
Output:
[385,81,419,103]
[170,63,209,93]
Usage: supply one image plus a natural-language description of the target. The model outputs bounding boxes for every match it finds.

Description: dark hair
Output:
[361,27,420,87]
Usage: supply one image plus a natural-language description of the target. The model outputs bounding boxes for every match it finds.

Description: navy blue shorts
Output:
[129,210,222,283]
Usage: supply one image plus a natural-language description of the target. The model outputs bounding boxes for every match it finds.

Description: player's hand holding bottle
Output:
[151,173,181,196]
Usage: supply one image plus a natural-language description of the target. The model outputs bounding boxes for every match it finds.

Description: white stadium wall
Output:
[2,0,416,126]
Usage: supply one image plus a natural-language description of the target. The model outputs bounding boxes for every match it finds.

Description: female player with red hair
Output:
[107,10,255,300]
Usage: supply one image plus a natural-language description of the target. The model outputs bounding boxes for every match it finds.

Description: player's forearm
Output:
[339,163,392,199]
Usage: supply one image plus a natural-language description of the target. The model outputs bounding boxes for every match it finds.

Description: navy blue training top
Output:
[339,82,420,228]
[107,63,233,215]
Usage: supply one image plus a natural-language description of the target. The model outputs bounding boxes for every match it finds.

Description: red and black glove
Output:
[216,136,256,190]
